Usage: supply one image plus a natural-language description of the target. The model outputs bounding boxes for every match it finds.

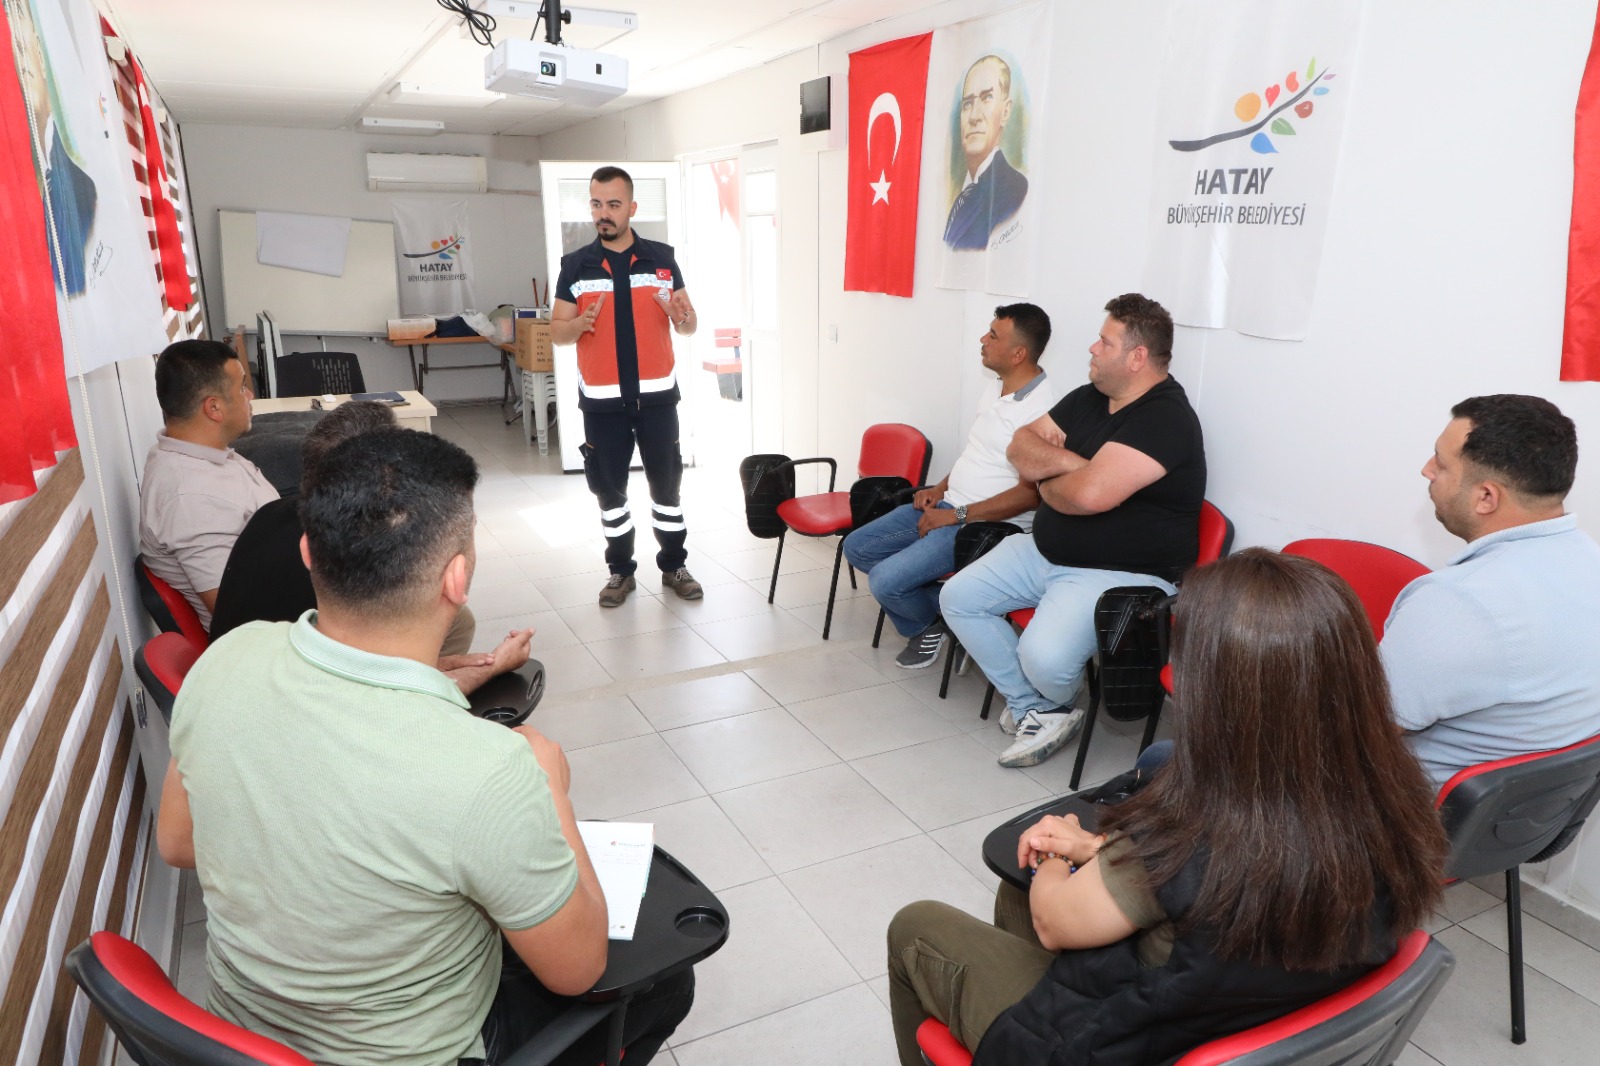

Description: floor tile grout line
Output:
[667,978,889,1053]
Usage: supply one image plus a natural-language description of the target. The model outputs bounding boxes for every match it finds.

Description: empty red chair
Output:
[134,633,204,726]
[761,424,932,640]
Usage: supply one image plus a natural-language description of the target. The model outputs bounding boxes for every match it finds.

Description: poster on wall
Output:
[8,0,168,376]
[1144,0,1362,341]
[932,2,1051,297]
[391,198,479,315]
[843,33,932,298]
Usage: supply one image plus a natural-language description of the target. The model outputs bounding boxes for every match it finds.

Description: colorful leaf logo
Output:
[1169,58,1336,154]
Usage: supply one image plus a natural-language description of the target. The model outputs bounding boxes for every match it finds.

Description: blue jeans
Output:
[842,503,958,638]
[940,535,1176,718]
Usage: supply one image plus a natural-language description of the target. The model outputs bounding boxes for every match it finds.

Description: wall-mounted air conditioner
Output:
[365,152,489,193]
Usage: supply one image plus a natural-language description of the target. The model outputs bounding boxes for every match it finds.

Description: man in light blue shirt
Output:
[1381,395,1600,787]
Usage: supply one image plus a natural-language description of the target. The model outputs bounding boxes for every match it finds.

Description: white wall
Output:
[180,125,549,402]
[542,0,1600,913]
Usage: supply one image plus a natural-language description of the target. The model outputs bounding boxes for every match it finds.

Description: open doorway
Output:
[679,142,780,467]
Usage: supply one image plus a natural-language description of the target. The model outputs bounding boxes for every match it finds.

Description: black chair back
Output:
[1437,736,1600,881]
[848,476,914,528]
[1094,586,1175,723]
[739,454,795,539]
[273,352,365,397]
[953,521,1023,572]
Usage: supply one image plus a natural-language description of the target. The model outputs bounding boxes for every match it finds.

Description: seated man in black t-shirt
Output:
[941,294,1206,768]
[209,401,533,695]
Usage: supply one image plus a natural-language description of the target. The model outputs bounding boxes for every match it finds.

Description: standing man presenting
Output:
[552,166,702,607]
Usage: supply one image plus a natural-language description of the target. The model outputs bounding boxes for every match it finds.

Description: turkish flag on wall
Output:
[1563,11,1600,381]
[0,5,76,504]
[844,34,932,298]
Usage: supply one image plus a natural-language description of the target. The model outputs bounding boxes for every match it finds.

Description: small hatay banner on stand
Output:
[844,33,932,298]
[392,198,479,315]
[932,2,1051,297]
[1143,0,1362,340]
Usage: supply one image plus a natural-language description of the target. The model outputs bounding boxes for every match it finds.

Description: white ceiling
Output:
[98,0,927,137]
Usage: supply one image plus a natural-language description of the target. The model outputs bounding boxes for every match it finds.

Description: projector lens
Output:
[540,61,556,76]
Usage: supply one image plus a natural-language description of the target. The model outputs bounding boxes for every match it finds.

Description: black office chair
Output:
[272,352,365,398]
[1434,733,1600,1044]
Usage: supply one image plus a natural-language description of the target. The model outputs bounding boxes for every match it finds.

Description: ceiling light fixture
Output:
[388,82,505,107]
[361,117,446,135]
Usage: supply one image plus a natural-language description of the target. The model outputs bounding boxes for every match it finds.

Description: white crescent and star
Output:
[867,92,901,203]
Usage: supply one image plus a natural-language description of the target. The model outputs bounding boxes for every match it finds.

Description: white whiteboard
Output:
[218,210,400,333]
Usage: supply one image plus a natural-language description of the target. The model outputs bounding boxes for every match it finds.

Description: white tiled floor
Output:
[172,402,1600,1065]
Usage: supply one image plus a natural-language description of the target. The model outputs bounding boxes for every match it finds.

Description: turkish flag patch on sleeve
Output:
[844,33,932,298]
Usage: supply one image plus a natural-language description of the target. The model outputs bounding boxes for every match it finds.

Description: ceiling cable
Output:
[436,0,497,47]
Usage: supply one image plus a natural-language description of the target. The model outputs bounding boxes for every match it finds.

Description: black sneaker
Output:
[598,574,636,607]
[896,620,948,670]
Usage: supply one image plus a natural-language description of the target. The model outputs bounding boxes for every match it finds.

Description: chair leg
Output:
[1069,663,1102,791]
[939,639,959,699]
[767,531,785,604]
[872,608,887,648]
[1069,705,1100,792]
[822,540,845,640]
[1508,866,1527,1044]
[848,560,858,590]
[981,683,996,721]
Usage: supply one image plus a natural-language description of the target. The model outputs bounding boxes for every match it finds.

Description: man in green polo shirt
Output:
[157,428,692,1065]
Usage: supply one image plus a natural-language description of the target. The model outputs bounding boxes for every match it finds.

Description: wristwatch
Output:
[954,504,968,526]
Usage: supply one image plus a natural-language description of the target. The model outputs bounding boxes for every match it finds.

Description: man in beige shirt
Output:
[139,339,279,631]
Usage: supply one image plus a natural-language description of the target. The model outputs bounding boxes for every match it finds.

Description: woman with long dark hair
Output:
[888,548,1448,1065]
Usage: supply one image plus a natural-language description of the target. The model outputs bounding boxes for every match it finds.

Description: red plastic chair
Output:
[64,931,313,1065]
[1281,539,1430,639]
[66,930,624,1066]
[1159,535,1427,702]
[134,633,205,726]
[915,930,1454,1066]
[981,500,1234,789]
[1434,734,1600,1044]
[767,424,932,639]
[136,555,210,647]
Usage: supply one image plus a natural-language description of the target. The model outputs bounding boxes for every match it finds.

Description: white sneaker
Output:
[999,705,1018,736]
[998,708,1085,768]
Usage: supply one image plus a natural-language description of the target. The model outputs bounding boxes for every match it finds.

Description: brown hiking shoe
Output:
[598,574,636,607]
[661,567,704,600]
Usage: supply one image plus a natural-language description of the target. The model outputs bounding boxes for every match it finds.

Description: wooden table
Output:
[388,334,516,400]
[251,390,437,433]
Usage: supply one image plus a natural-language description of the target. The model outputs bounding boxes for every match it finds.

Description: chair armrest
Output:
[772,456,838,493]
[498,1002,621,1066]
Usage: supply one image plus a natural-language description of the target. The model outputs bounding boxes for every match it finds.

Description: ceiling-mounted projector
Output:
[485,40,628,106]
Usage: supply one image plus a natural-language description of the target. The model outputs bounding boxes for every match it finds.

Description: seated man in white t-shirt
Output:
[843,303,1056,669]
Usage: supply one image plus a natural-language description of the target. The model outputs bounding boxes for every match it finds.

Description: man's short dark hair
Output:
[591,165,634,199]
[994,303,1051,362]
[1104,293,1175,369]
[155,339,238,420]
[300,401,398,490]
[1451,394,1578,500]
[299,428,479,617]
